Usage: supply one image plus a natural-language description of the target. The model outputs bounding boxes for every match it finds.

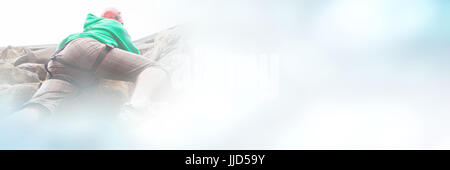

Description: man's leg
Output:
[128,66,169,111]
[2,78,76,144]
[94,47,170,114]
[10,79,77,123]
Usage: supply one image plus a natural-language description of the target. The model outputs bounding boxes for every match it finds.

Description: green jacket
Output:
[58,13,140,54]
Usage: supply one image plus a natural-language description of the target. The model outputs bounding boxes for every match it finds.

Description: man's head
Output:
[101,8,123,25]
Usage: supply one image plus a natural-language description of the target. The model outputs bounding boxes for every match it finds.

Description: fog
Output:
[2,0,450,149]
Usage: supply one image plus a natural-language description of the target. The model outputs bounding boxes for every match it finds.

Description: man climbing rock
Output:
[11,8,170,123]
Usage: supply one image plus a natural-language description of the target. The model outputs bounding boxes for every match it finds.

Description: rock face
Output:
[0,46,26,63]
[0,62,40,84]
[145,27,192,91]
[17,63,47,81]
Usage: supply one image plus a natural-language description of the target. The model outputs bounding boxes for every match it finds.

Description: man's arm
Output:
[120,28,141,54]
[13,46,57,66]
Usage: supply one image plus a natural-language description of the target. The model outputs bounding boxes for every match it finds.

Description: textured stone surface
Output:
[0,62,40,85]
[17,63,47,81]
[0,46,26,63]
